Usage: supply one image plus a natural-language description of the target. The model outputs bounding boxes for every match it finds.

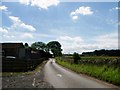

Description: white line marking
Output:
[57,74,62,77]
[32,78,36,87]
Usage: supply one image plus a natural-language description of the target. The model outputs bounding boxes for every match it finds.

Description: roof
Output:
[1,43,24,48]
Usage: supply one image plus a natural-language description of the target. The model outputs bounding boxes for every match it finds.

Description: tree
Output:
[24,43,29,48]
[31,42,46,51]
[47,41,62,57]
[73,52,80,64]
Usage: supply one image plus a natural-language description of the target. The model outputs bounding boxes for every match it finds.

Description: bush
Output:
[73,52,81,64]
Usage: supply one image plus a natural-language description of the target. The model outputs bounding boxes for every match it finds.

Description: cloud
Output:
[2,31,34,43]
[9,16,36,32]
[56,32,118,54]
[71,6,93,16]
[21,33,34,39]
[9,16,21,23]
[72,15,78,21]
[1,16,36,43]
[19,0,59,10]
[93,32,118,49]
[19,0,30,5]
[109,7,120,11]
[3,34,15,38]
[115,7,120,10]
[56,36,85,54]
[0,27,8,34]
[70,6,93,21]
[0,5,7,11]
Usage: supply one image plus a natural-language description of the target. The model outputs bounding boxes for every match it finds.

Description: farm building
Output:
[2,43,26,59]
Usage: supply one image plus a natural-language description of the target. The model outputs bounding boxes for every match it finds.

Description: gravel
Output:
[2,61,54,89]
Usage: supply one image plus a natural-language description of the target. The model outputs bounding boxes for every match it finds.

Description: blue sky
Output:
[0,0,119,54]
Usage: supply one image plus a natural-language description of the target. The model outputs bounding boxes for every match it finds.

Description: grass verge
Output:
[55,57,120,86]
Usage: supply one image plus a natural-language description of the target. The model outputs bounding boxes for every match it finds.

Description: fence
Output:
[2,57,44,72]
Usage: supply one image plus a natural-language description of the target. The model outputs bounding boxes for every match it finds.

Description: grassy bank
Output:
[55,57,120,86]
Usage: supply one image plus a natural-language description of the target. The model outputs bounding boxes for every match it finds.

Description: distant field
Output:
[81,56,120,61]
[62,55,120,61]
[61,56,120,66]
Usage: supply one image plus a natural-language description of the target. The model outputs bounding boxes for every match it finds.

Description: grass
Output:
[55,57,120,86]
[62,56,120,61]
[81,56,120,61]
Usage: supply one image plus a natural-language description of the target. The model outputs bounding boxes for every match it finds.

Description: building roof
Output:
[1,43,24,48]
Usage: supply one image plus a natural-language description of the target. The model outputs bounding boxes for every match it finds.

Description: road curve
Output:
[43,58,119,88]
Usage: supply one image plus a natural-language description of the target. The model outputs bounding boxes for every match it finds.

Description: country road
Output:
[44,58,119,89]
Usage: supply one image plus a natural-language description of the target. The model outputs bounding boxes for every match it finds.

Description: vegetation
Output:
[82,49,120,56]
[31,41,62,57]
[73,52,81,64]
[31,42,46,51]
[47,41,62,57]
[24,43,29,48]
[55,57,120,85]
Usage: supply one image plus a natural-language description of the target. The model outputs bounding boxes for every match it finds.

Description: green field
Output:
[62,56,120,61]
[81,56,120,60]
[56,56,120,86]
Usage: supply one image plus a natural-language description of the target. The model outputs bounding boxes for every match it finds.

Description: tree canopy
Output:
[31,42,46,51]
[47,41,62,57]
[24,43,29,48]
[31,41,62,57]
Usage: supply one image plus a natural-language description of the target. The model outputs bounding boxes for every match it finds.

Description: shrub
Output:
[73,52,81,64]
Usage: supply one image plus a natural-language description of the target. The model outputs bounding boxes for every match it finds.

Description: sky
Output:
[0,0,119,54]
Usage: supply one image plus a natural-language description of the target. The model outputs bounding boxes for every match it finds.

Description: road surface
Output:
[44,58,119,88]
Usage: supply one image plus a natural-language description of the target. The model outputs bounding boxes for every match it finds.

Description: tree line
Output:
[82,49,120,56]
[25,41,62,57]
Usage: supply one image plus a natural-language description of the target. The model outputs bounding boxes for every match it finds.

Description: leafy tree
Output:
[47,41,62,57]
[24,43,29,48]
[73,52,80,64]
[31,42,46,51]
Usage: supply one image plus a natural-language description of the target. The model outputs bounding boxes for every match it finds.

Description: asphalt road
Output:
[44,58,119,89]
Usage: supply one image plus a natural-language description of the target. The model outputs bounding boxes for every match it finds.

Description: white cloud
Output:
[0,27,8,34]
[9,16,21,23]
[70,6,93,21]
[19,0,30,5]
[109,7,120,11]
[9,16,36,32]
[2,31,34,43]
[56,36,85,54]
[72,15,78,21]
[0,5,7,11]
[3,35,15,38]
[19,0,59,10]
[115,7,120,10]
[71,6,93,16]
[21,33,34,39]
[93,32,118,49]
[56,32,118,54]
[1,16,36,43]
